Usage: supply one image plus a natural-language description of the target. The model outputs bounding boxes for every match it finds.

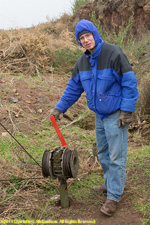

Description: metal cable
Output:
[63,149,72,178]
[0,122,42,168]
[0,177,47,182]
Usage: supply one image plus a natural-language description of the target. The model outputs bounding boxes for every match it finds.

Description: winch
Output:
[42,147,78,179]
[42,115,79,208]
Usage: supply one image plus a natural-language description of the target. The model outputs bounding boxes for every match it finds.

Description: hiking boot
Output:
[101,199,118,216]
[93,185,107,193]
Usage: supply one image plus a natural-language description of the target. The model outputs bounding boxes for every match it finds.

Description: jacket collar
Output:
[84,41,104,67]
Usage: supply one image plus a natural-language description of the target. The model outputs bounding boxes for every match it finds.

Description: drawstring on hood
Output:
[87,42,103,67]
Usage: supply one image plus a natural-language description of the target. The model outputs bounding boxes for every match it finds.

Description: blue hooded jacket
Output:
[75,19,103,47]
[56,19,139,119]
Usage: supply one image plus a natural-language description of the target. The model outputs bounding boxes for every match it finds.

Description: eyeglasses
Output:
[79,33,93,43]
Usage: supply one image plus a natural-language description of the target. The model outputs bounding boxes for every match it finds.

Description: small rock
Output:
[88,149,93,155]
[12,89,17,93]
[9,97,19,103]
[50,195,60,201]
[37,109,43,113]
[25,100,31,104]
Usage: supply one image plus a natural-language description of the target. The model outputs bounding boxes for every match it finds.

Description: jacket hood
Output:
[75,19,103,47]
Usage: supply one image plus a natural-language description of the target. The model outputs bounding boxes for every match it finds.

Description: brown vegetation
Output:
[0,15,78,76]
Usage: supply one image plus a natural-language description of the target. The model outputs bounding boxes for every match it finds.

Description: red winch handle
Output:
[50,115,68,148]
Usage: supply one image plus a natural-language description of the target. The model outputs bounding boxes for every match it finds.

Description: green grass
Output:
[69,170,104,203]
[134,201,150,217]
[0,138,13,159]
[0,118,95,164]
[128,145,150,170]
[6,177,26,196]
[143,219,150,225]
[0,134,44,165]
[127,145,150,217]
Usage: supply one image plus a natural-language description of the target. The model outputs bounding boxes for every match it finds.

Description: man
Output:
[50,19,139,216]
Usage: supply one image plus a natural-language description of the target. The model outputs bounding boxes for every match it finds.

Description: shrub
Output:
[112,14,134,51]
[138,74,150,115]
[52,47,83,73]
[90,11,111,43]
[0,24,76,76]
[71,0,89,15]
[91,11,134,51]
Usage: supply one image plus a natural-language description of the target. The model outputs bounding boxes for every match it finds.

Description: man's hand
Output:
[118,110,132,128]
[50,108,62,121]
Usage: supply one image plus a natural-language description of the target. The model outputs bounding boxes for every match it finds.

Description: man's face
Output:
[79,32,95,52]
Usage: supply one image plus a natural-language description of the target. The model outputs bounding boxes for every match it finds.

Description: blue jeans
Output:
[95,110,129,202]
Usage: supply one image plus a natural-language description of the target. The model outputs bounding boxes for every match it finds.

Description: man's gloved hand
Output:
[118,110,132,128]
[50,107,62,121]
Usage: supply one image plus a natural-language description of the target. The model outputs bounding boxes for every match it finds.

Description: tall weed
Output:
[112,14,134,50]
[71,0,89,15]
[90,11,111,43]
[91,11,134,51]
[130,32,150,61]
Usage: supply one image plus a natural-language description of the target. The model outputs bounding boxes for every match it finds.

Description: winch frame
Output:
[41,116,79,208]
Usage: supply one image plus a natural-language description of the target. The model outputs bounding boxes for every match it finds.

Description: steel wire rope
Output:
[0,120,73,181]
[0,122,42,168]
[63,149,72,178]
[0,122,45,181]
[0,177,48,182]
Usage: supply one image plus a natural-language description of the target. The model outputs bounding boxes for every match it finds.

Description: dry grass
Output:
[0,159,46,219]
[0,153,101,220]
[0,16,78,76]
[139,73,150,115]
